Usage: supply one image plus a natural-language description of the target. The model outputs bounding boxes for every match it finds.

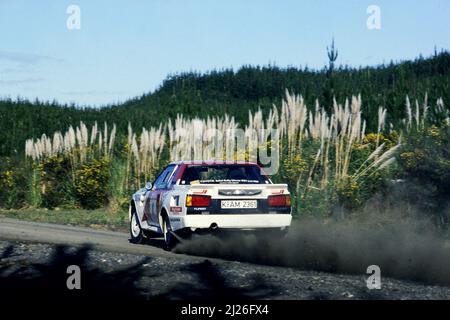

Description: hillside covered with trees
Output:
[1,51,449,157]
[1,51,450,229]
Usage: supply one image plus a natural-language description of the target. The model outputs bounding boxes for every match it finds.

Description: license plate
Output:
[221,200,257,209]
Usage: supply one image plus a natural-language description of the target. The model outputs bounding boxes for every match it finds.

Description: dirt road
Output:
[0,218,449,300]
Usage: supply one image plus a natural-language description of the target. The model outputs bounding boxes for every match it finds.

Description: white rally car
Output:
[129,161,292,250]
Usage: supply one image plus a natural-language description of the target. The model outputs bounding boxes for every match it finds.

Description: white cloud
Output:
[0,77,44,86]
[0,51,63,65]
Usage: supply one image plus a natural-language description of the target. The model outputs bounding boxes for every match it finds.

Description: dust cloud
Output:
[175,215,450,286]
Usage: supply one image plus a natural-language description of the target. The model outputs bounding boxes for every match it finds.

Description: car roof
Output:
[169,160,259,166]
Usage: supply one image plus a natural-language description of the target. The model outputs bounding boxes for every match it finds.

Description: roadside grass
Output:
[0,208,128,232]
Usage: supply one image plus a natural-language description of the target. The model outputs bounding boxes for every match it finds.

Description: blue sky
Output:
[0,0,449,106]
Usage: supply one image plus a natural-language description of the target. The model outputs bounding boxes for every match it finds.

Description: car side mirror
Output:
[145,181,152,190]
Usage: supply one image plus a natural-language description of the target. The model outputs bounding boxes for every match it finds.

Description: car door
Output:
[148,165,176,227]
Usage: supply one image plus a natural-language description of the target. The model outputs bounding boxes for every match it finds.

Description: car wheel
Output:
[130,211,144,244]
[162,216,176,251]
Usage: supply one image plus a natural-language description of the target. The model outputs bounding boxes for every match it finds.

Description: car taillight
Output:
[268,195,291,207]
[186,195,211,207]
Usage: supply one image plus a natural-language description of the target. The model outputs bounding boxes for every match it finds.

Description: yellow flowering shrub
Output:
[363,132,398,149]
[1,170,14,188]
[74,158,111,209]
[38,156,72,209]
[399,150,425,170]
[282,148,308,180]
[336,178,362,210]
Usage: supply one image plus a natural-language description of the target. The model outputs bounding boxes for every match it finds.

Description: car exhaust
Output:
[209,223,218,231]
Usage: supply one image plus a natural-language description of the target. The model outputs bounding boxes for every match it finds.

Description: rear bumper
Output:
[176,214,292,230]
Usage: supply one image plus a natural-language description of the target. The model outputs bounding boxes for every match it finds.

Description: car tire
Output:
[162,215,176,251]
[130,211,144,244]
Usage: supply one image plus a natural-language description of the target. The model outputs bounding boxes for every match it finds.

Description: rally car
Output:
[129,161,292,250]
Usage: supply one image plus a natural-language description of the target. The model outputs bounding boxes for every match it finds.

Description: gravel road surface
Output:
[0,218,449,300]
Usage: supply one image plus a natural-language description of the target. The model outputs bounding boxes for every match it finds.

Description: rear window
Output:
[180,164,269,185]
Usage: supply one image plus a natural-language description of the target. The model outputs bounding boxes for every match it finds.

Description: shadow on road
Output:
[157,259,279,300]
[0,243,279,302]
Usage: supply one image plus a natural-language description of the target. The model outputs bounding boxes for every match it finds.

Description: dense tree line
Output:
[0,51,449,156]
